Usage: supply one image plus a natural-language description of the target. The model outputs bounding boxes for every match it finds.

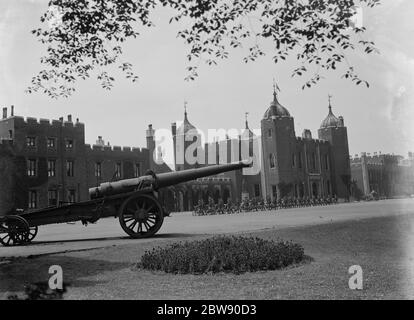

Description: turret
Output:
[318,95,351,200]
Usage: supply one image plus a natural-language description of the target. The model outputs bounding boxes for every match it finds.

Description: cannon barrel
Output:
[89,160,251,199]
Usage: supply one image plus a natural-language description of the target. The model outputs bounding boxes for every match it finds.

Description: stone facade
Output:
[350,152,414,198]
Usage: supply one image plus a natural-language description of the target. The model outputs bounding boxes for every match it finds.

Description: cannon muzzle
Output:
[89,160,252,199]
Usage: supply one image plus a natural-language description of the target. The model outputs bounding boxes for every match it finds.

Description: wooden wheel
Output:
[0,216,30,246]
[119,194,164,239]
[27,226,38,242]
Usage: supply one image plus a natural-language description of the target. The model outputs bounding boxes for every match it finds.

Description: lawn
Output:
[1,214,412,299]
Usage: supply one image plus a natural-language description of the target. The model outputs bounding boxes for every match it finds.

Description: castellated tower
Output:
[261,87,296,200]
[318,99,351,199]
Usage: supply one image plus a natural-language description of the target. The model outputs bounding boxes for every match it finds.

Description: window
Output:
[115,163,122,178]
[28,190,37,209]
[26,136,36,147]
[95,162,102,177]
[271,185,277,200]
[47,159,56,177]
[268,129,272,138]
[67,189,76,203]
[312,152,317,170]
[292,153,296,167]
[47,137,56,148]
[65,139,74,149]
[66,160,74,177]
[269,154,276,169]
[27,159,37,177]
[298,152,302,169]
[324,154,330,170]
[8,130,12,139]
[48,190,58,206]
[254,184,261,197]
[134,163,141,178]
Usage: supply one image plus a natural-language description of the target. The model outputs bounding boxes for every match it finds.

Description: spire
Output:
[328,94,333,113]
[184,100,188,120]
[245,112,249,129]
[273,77,280,101]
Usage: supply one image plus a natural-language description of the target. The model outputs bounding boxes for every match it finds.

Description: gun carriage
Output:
[0,161,250,246]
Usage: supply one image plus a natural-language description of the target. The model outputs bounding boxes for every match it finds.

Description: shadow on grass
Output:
[29,232,199,246]
[0,254,129,298]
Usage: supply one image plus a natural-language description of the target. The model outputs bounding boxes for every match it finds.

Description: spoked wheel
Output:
[27,226,38,242]
[119,194,164,239]
[0,216,30,246]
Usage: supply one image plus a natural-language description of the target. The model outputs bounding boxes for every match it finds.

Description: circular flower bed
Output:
[138,236,305,274]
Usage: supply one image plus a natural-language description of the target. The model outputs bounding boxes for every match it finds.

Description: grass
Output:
[1,214,412,299]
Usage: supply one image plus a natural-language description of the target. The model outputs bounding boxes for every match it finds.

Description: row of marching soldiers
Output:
[193,195,338,216]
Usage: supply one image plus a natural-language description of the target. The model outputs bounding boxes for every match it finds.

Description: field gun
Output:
[0,160,251,246]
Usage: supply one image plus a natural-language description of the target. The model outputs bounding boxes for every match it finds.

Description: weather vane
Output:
[273,77,281,93]
[328,94,333,107]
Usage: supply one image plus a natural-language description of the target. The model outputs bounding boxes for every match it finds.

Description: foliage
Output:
[28,0,381,98]
[138,235,305,274]
[7,282,68,300]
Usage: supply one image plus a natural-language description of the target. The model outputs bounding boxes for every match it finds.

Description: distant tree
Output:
[28,0,380,98]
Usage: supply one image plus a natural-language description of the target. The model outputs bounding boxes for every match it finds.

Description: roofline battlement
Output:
[295,136,329,145]
[85,144,148,154]
[7,115,85,130]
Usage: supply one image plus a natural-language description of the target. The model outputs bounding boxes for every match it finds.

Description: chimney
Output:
[11,105,14,117]
[171,122,177,137]
[67,114,72,122]
[59,117,64,122]
[96,136,105,146]
[76,118,79,123]
[338,116,344,126]
[302,129,312,140]
[146,124,155,138]
[2,107,7,119]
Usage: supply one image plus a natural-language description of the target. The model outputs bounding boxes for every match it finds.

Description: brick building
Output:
[260,90,351,201]
[350,152,414,199]
[0,107,157,216]
[167,105,265,211]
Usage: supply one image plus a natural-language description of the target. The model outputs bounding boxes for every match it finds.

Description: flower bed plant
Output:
[138,236,305,274]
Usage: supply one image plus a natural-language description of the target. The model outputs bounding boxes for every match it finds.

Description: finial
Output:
[328,94,333,112]
[273,77,280,101]
[245,112,249,129]
[184,100,188,119]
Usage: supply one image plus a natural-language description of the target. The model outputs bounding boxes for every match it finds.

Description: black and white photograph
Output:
[0,0,413,306]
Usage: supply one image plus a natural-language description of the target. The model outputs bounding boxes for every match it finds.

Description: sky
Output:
[0,0,413,166]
